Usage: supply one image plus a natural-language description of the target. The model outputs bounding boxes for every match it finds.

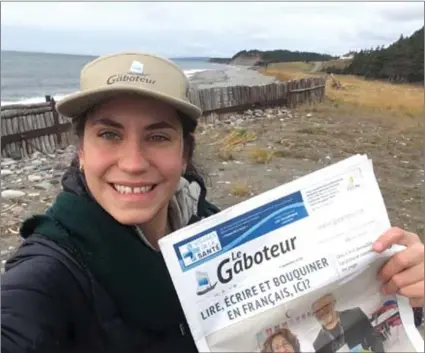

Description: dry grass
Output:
[321,59,352,71]
[248,147,274,164]
[213,128,257,151]
[267,62,314,72]
[230,183,250,197]
[259,62,424,119]
[258,61,315,81]
[326,74,424,118]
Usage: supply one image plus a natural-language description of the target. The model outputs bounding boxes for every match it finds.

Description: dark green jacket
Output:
[1,163,220,353]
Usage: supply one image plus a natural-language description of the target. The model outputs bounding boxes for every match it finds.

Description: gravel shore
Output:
[189,66,277,89]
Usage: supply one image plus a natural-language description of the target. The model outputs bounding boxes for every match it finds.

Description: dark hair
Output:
[262,328,301,353]
[71,109,205,183]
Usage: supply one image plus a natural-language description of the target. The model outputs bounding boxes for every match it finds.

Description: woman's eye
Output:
[99,131,121,141]
[149,135,169,142]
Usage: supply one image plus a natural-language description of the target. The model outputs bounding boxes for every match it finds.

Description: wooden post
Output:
[46,95,62,145]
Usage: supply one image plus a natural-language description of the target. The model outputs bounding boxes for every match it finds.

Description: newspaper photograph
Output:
[159,154,423,352]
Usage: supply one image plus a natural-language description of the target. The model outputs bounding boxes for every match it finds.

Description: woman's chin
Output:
[107,209,157,226]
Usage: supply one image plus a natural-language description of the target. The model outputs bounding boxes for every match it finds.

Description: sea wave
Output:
[1,69,209,106]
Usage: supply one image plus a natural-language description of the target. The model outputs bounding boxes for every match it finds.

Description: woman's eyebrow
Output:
[91,118,124,129]
[145,121,178,131]
[90,118,177,131]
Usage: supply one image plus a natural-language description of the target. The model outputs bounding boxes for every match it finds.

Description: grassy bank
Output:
[259,61,424,119]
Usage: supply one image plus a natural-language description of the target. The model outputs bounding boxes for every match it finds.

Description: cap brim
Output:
[56,85,202,121]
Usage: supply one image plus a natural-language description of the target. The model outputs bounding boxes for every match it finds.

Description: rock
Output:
[1,169,13,176]
[245,109,253,115]
[29,193,40,197]
[235,118,244,125]
[23,166,35,171]
[31,160,43,166]
[31,152,43,159]
[266,114,273,119]
[265,109,274,114]
[39,166,53,172]
[306,113,312,117]
[1,158,16,166]
[1,190,26,200]
[35,181,53,190]
[255,112,263,117]
[49,179,60,185]
[28,174,42,182]
[53,170,64,178]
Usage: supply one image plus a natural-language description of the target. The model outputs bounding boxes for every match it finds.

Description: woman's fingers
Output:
[373,227,424,308]
[378,241,424,283]
[373,227,419,253]
[381,263,424,295]
[398,282,425,306]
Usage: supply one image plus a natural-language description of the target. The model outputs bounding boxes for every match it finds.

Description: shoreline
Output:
[1,66,277,107]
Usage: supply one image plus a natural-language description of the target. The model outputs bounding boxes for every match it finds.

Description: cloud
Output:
[1,2,423,57]
[380,4,425,22]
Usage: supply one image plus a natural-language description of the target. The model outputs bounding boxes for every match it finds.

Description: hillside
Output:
[325,27,424,83]
[210,49,335,66]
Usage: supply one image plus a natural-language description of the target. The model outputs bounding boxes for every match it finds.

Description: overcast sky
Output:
[1,1,423,58]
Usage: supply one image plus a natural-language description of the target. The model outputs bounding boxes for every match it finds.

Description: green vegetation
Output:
[326,27,424,83]
[210,49,335,65]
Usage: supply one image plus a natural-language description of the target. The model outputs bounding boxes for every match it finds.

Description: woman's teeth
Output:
[113,184,153,194]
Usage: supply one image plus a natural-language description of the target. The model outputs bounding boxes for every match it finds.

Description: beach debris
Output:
[1,190,26,200]
[28,174,42,182]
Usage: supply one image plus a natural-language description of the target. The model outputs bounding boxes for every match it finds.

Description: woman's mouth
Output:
[111,183,157,195]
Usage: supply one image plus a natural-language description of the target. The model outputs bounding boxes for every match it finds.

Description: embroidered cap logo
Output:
[129,60,144,74]
[106,60,156,85]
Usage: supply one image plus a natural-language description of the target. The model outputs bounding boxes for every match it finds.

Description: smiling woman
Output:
[1,52,221,353]
[1,51,424,353]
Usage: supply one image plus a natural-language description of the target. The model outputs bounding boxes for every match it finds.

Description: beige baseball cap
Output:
[56,52,202,122]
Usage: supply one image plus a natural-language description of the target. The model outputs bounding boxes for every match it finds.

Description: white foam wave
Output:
[184,69,209,78]
[1,93,71,106]
[1,69,210,106]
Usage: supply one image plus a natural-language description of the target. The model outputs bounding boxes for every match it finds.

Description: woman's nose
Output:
[117,141,150,173]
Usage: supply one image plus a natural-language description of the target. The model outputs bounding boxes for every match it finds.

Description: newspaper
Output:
[159,155,423,352]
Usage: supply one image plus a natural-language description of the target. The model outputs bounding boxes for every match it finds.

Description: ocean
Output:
[1,50,226,106]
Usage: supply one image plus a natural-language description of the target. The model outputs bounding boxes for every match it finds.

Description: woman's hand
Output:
[373,227,424,308]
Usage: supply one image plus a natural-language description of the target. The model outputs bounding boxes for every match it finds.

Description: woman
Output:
[262,328,301,353]
[1,52,424,353]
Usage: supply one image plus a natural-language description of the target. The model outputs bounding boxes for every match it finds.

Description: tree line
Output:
[326,27,424,83]
[210,49,335,65]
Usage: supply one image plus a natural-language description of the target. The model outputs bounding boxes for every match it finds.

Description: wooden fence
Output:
[1,76,326,158]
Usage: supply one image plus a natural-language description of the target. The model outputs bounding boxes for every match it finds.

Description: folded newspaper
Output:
[159,155,423,352]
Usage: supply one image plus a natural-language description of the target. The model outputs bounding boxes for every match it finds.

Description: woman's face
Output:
[79,96,187,226]
[271,334,295,353]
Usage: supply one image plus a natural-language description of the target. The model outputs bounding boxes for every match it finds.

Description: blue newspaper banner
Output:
[174,191,308,272]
